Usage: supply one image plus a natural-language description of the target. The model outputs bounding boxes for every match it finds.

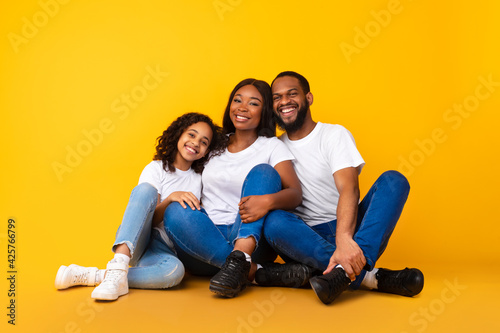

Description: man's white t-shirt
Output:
[138,160,202,202]
[280,122,365,227]
[201,136,295,225]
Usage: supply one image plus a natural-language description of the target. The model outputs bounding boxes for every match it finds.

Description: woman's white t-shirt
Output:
[201,136,294,225]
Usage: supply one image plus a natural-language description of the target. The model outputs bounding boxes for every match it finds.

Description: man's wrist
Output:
[336,233,353,244]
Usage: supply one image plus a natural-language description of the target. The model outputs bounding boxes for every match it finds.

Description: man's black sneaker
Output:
[255,262,315,288]
[376,267,424,297]
[309,267,351,305]
[209,250,250,298]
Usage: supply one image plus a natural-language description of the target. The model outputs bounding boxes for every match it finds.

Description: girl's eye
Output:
[188,133,194,138]
[202,141,208,146]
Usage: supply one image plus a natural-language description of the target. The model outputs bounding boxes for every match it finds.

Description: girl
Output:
[164,79,303,297]
[55,112,225,301]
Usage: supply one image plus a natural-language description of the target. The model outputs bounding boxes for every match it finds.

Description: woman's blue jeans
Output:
[113,183,184,289]
[263,170,410,289]
[163,164,281,275]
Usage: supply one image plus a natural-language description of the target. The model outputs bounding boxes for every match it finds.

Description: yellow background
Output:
[1,0,499,332]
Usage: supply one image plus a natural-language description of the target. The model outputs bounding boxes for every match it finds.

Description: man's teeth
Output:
[281,107,295,114]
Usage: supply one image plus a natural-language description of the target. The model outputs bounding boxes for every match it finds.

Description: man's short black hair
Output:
[271,71,310,94]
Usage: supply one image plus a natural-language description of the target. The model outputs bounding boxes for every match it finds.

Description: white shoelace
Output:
[71,268,90,284]
[101,269,125,286]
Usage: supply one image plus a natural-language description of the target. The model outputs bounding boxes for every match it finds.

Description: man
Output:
[254,71,424,304]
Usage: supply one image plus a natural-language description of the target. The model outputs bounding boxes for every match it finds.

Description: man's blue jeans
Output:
[163,164,281,275]
[113,183,185,289]
[263,170,410,289]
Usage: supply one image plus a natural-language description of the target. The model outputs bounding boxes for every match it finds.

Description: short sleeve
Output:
[267,138,295,167]
[138,161,163,193]
[326,126,365,175]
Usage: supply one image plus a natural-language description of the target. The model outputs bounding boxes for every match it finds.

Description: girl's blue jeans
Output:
[113,183,184,289]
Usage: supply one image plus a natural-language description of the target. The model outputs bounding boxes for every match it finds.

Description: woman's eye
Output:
[233,98,241,103]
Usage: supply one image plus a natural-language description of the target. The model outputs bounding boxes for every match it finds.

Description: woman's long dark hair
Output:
[222,78,276,138]
[153,112,225,173]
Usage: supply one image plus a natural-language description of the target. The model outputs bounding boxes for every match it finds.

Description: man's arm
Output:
[323,166,366,281]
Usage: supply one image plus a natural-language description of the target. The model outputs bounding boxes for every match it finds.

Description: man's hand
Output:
[324,236,366,281]
[239,195,271,223]
[167,191,201,210]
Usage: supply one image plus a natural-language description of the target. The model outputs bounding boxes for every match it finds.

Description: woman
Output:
[164,79,303,297]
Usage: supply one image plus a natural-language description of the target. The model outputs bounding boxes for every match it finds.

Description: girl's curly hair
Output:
[153,112,226,174]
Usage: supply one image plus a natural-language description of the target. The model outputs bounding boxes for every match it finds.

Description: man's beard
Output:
[275,98,309,134]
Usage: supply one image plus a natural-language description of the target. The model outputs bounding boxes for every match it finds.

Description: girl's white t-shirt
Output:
[201,136,294,225]
[138,160,202,202]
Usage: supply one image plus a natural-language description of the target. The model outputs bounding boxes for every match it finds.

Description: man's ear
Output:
[306,92,313,106]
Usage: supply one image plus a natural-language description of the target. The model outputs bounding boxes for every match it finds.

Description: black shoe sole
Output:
[310,278,331,305]
[209,282,246,298]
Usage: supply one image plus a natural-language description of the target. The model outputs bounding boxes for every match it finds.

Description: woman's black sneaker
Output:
[255,262,315,288]
[209,250,250,298]
[375,267,424,296]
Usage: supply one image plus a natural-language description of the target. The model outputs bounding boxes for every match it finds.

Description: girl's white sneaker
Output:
[55,264,100,289]
[91,258,129,301]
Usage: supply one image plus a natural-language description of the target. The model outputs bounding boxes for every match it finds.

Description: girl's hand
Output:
[167,191,201,210]
[238,195,271,223]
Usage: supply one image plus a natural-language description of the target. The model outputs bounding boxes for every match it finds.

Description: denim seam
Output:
[113,192,156,259]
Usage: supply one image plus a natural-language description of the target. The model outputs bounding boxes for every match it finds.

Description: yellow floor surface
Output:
[4,261,499,333]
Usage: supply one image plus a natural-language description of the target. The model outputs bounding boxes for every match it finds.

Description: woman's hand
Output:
[238,195,271,223]
[167,191,201,210]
